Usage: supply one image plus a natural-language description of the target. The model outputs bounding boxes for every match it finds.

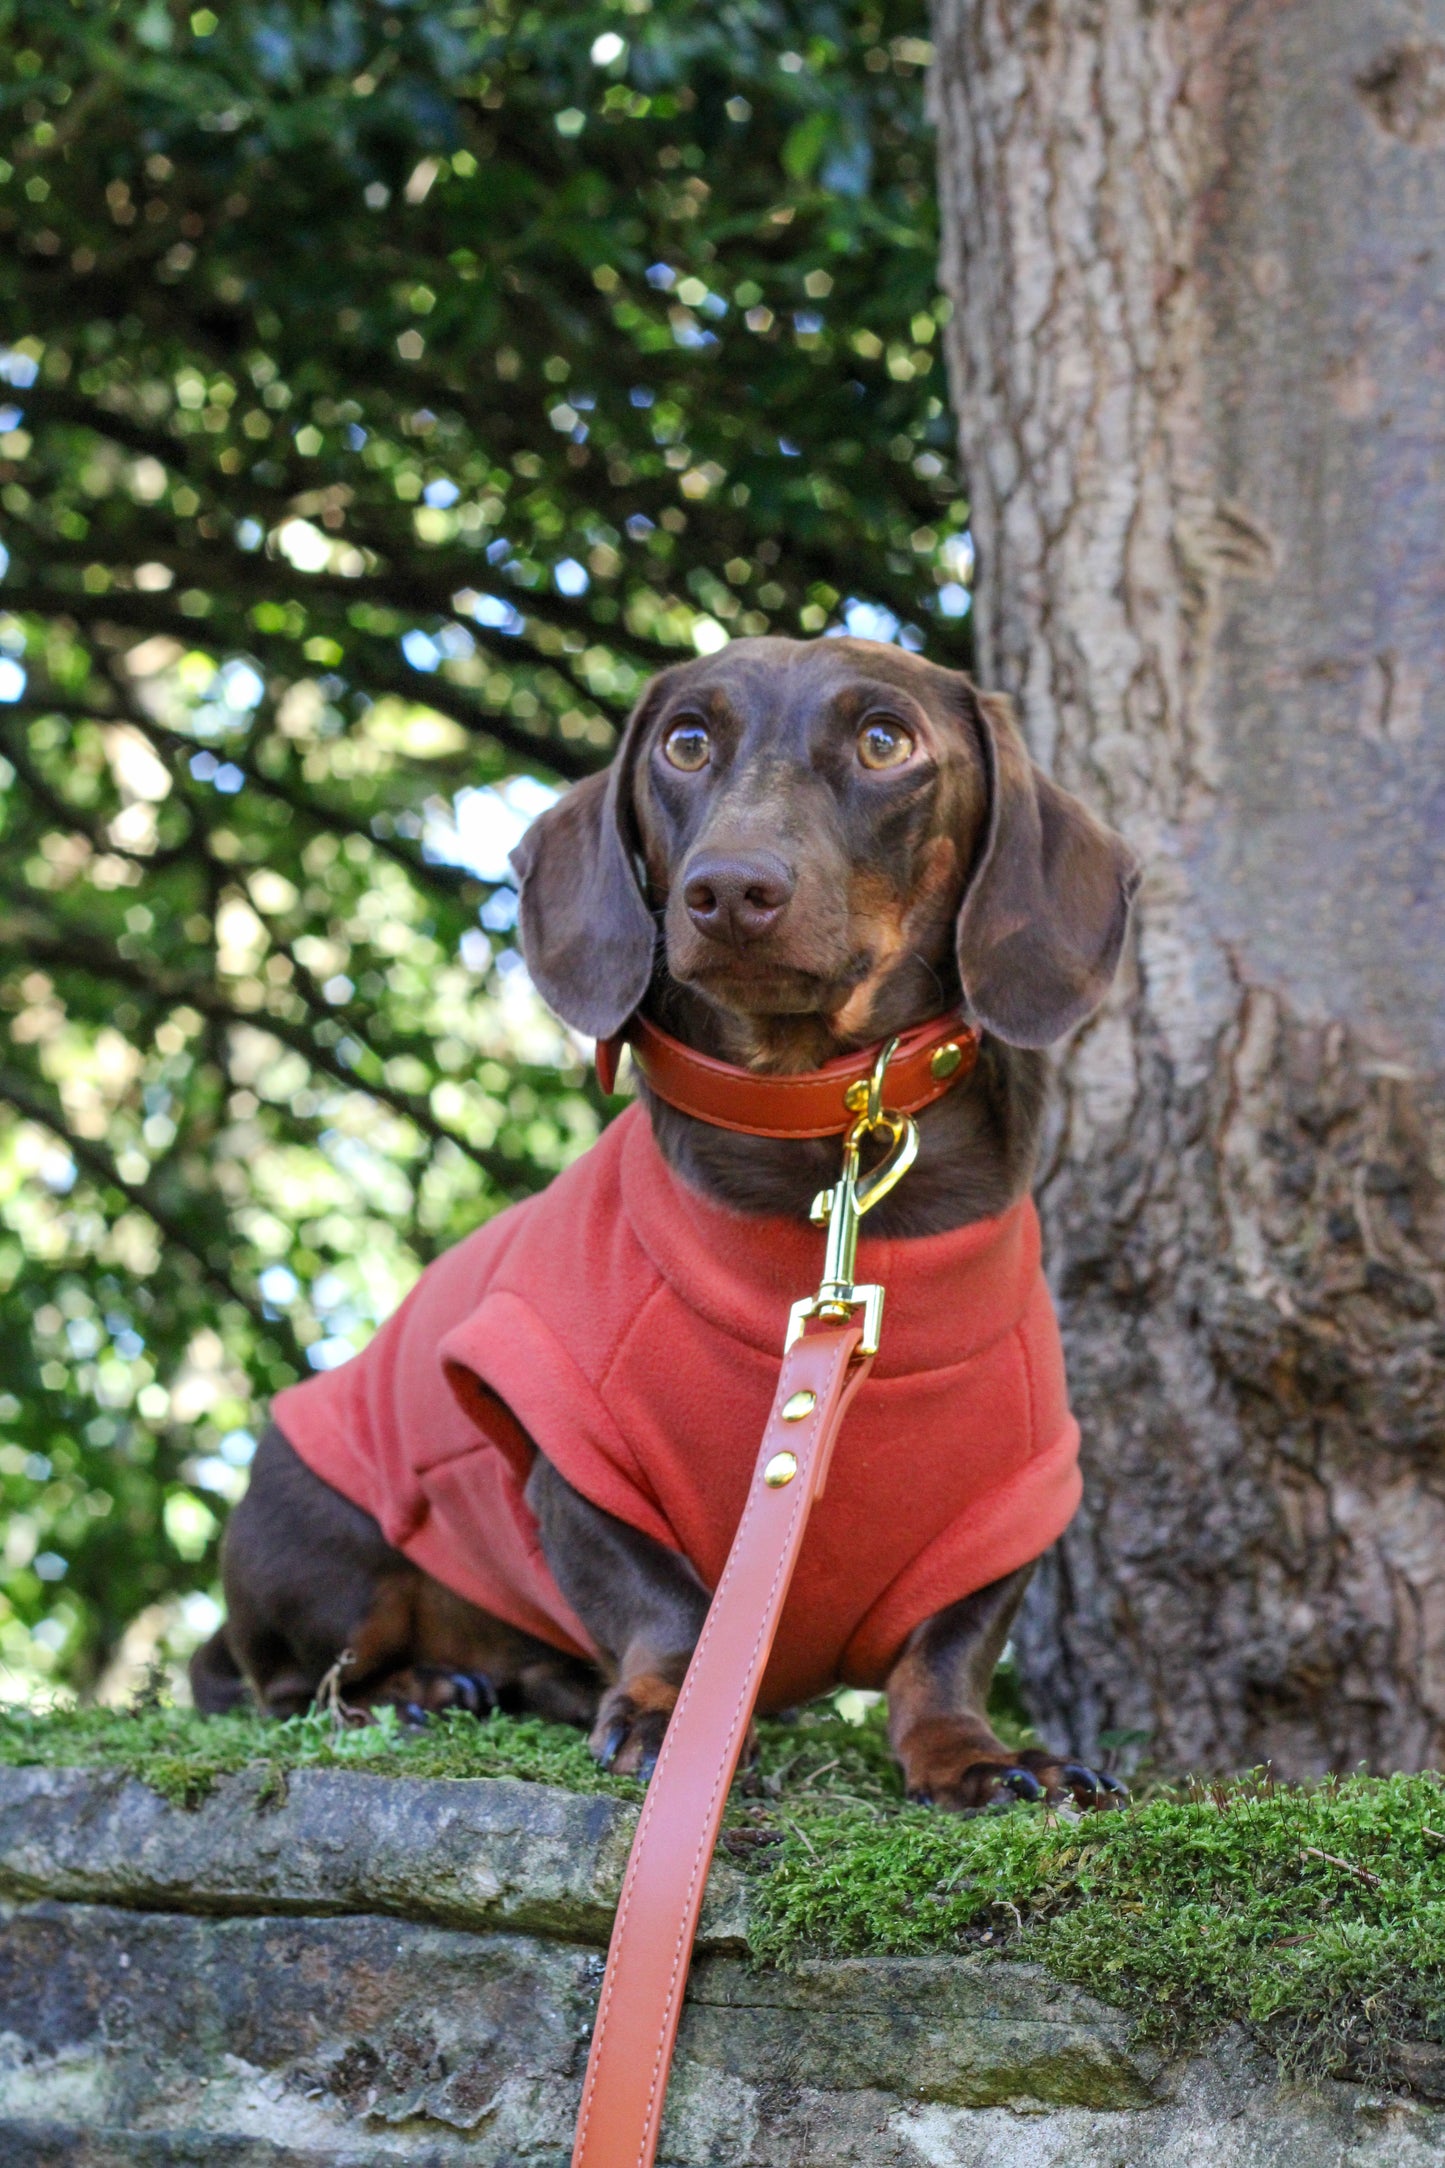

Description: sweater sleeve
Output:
[437,1287,680,1554]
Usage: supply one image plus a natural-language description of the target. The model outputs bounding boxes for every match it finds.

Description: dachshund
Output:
[191,637,1139,1811]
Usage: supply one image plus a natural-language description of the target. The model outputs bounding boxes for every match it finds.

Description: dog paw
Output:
[899,1723,1127,1814]
[589,1675,680,1780]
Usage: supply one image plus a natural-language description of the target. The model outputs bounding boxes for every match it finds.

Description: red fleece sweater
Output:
[273,1103,1080,1711]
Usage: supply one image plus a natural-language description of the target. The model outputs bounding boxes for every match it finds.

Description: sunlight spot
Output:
[429,773,560,882]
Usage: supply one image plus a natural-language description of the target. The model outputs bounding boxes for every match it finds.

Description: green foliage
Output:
[0,0,965,1690]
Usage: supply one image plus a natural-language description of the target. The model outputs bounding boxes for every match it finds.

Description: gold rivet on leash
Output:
[781,1390,816,1422]
[763,1450,799,1487]
[930,1041,963,1080]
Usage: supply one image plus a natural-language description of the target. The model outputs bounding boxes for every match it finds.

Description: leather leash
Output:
[571,1319,868,2167]
[571,1040,920,2168]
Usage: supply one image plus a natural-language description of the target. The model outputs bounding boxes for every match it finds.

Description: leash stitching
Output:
[574,1332,853,2165]
[576,1339,816,2159]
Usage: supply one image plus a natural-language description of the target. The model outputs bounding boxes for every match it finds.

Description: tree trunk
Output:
[932,0,1445,1775]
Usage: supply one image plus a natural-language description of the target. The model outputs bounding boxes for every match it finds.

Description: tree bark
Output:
[932,0,1445,1775]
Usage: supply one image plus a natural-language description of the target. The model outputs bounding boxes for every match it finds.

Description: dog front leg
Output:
[526,1455,711,1778]
[885,1566,1127,1812]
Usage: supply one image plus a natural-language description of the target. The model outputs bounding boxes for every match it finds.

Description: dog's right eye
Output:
[662,721,711,772]
[857,717,915,771]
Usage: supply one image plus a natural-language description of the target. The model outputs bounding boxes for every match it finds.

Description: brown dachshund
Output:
[192,637,1139,1811]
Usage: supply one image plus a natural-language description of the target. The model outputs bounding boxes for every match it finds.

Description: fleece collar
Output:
[612,1106,1038,1382]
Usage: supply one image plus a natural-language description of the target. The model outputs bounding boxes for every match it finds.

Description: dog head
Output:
[510,637,1139,1062]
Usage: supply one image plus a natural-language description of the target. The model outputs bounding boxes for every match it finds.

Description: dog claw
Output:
[906,1786,934,1806]
[597,1720,628,1771]
[637,1747,660,1784]
[1000,1766,1045,1801]
[447,1670,496,1716]
[1062,1761,1127,1802]
[400,1701,429,1728]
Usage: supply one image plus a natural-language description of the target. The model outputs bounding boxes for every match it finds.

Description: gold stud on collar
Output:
[781,1390,816,1422]
[763,1451,799,1488]
[930,1041,964,1081]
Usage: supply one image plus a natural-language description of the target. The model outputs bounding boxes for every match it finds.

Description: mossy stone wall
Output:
[2,1765,1445,2164]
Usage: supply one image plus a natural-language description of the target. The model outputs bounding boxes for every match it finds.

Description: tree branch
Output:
[0,1060,306,1367]
[0,583,604,781]
[99,693,488,901]
[0,715,199,870]
[0,917,537,1195]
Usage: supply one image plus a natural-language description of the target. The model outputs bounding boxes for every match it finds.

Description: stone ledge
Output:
[1,1899,1442,2166]
[2,1764,1445,2165]
[0,1764,750,1947]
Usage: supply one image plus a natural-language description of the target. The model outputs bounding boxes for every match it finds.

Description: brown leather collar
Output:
[595,1010,980,1140]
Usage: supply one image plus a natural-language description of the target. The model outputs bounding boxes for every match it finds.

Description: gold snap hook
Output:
[864,1035,899,1127]
[849,1109,920,1216]
[784,1024,919,1361]
[843,1035,901,1125]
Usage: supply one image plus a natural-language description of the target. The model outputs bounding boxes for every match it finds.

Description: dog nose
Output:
[683,852,795,945]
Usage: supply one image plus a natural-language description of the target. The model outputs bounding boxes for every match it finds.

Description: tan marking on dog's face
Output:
[828,834,965,1042]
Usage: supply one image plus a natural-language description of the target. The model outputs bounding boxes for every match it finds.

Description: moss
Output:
[0,1696,901,1813]
[750,1770,1445,2080]
[0,1702,639,1808]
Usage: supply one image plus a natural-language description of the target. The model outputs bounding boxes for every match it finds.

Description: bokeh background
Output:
[0,1,972,1700]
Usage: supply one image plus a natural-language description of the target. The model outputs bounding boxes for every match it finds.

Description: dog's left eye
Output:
[857,718,915,771]
[663,721,712,772]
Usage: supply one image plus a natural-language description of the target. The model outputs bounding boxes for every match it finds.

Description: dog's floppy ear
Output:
[955,691,1140,1048]
[508,689,663,1039]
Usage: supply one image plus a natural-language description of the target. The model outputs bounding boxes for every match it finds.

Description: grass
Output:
[5,1698,1445,2083]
